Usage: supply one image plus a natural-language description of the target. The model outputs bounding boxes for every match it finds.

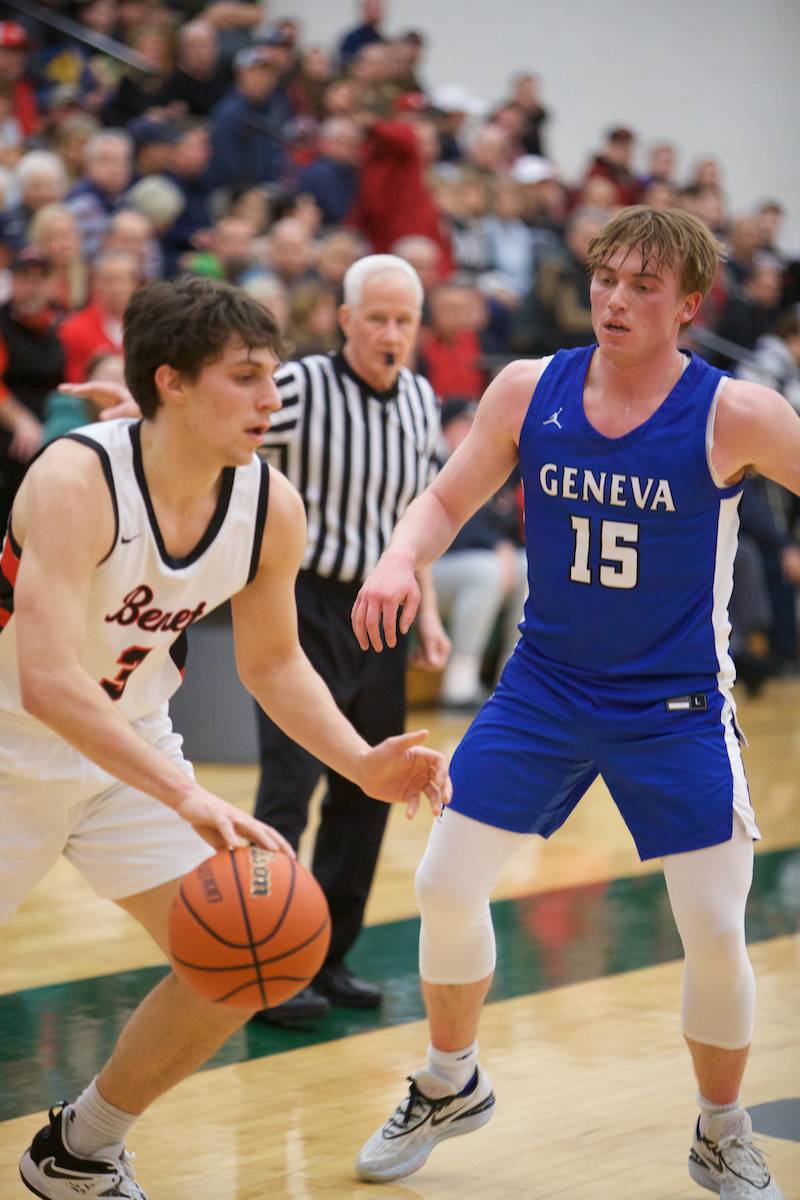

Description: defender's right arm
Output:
[352,359,542,651]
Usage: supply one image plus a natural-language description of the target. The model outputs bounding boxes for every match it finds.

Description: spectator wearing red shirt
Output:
[348,102,453,275]
[0,22,39,142]
[58,251,139,383]
[418,282,486,401]
[583,126,642,208]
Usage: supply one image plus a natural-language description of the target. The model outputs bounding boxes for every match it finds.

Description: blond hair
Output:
[586,205,722,298]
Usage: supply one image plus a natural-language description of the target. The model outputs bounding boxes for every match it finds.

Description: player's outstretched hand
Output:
[358,729,452,819]
[58,381,142,421]
[174,784,296,856]
[352,552,419,652]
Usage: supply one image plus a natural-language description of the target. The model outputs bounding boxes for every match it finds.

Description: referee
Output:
[254,255,450,1026]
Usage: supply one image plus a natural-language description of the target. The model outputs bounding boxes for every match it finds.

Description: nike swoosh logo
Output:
[41,1154,109,1180]
[430,1098,481,1126]
[120,534,142,544]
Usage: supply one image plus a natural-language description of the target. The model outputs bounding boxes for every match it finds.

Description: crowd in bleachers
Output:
[1,0,799,688]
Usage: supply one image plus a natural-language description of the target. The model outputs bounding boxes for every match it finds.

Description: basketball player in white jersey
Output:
[1,275,450,1200]
[352,209,796,1198]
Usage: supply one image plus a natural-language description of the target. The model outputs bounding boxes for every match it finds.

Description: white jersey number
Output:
[569,516,640,589]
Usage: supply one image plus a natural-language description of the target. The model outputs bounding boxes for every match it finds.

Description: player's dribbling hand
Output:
[174,785,296,857]
[352,552,420,651]
[359,729,452,819]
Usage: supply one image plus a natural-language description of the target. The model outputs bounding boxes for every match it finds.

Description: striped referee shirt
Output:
[260,351,440,584]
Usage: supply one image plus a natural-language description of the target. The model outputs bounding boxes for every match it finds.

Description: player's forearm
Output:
[244,648,375,788]
[20,663,194,809]
[383,488,461,572]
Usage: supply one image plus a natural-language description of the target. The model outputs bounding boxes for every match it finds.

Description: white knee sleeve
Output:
[416,808,525,984]
[663,817,755,1049]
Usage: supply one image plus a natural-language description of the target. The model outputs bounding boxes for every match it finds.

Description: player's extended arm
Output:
[712,379,800,495]
[231,469,451,818]
[352,359,541,651]
[13,442,291,854]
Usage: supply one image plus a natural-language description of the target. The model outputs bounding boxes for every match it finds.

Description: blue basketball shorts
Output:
[448,654,758,860]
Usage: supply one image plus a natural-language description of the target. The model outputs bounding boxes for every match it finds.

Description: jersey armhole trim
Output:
[247,460,270,585]
[63,433,119,564]
[705,378,742,493]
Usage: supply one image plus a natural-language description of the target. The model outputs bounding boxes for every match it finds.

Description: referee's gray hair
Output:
[343,254,424,310]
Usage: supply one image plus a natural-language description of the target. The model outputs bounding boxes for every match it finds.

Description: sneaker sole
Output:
[356,1103,495,1183]
[688,1149,722,1195]
[19,1153,55,1200]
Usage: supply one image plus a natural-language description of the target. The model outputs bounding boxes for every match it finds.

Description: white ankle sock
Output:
[426,1041,478,1092]
[698,1092,742,1137]
[65,1078,137,1159]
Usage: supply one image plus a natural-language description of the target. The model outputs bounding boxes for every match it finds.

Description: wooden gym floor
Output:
[1,680,798,1198]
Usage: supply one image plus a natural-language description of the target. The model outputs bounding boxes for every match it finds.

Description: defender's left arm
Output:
[712,379,800,495]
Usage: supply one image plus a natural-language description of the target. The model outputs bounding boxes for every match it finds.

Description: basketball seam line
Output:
[170,916,331,971]
[230,849,269,1009]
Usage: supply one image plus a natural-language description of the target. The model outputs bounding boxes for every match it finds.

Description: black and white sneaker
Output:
[355,1065,495,1182]
[19,1103,148,1199]
[689,1109,783,1199]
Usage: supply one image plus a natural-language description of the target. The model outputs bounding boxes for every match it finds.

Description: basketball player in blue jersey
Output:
[0,275,450,1200]
[352,207,795,1198]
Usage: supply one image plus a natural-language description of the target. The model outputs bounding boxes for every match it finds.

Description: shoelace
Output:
[717,1134,771,1183]
[391,1077,448,1131]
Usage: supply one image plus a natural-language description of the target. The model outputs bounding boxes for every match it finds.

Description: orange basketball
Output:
[168,846,331,1009]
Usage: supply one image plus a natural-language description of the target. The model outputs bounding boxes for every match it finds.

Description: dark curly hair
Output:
[123,275,287,418]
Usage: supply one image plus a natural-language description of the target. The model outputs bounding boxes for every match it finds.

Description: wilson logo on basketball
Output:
[250,847,276,898]
[197,860,223,905]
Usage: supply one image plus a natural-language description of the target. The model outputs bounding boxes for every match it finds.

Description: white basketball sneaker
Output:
[19,1103,148,1199]
[689,1109,783,1199]
[355,1064,495,1182]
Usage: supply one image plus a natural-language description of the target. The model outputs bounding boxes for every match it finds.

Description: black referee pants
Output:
[254,570,407,967]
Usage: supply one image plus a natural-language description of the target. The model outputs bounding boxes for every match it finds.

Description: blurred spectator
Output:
[160,120,213,275]
[42,350,125,442]
[510,154,564,232]
[446,171,493,281]
[315,228,365,294]
[100,24,175,127]
[50,113,100,185]
[123,174,184,240]
[753,199,786,264]
[185,213,256,283]
[1,150,69,249]
[156,19,229,117]
[513,206,604,355]
[641,178,678,211]
[432,399,526,709]
[0,247,63,532]
[736,475,800,680]
[574,174,619,215]
[464,122,513,177]
[725,215,763,289]
[295,117,362,227]
[104,208,161,281]
[713,257,783,367]
[642,141,678,189]
[240,271,289,328]
[30,0,116,114]
[391,234,442,295]
[687,156,723,191]
[429,84,483,163]
[508,72,548,157]
[228,184,271,235]
[128,116,181,177]
[348,42,400,117]
[482,177,535,298]
[338,0,385,66]
[65,129,134,259]
[261,216,316,291]
[27,202,89,313]
[286,45,334,122]
[679,183,726,236]
[392,30,426,95]
[0,21,39,142]
[285,280,340,356]
[322,76,359,120]
[58,250,140,383]
[737,309,800,413]
[208,45,291,189]
[418,281,486,400]
[583,125,642,207]
[348,108,454,272]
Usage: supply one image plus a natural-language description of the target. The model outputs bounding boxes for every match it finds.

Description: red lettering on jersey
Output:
[105,585,207,633]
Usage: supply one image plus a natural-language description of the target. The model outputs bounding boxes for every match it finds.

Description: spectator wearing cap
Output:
[338,0,385,66]
[429,84,484,164]
[127,115,181,178]
[0,150,69,251]
[347,103,453,272]
[0,21,39,143]
[295,117,362,228]
[509,153,564,232]
[0,247,64,532]
[207,44,291,190]
[27,202,89,313]
[58,250,139,384]
[583,125,642,207]
[156,20,229,117]
[65,129,134,259]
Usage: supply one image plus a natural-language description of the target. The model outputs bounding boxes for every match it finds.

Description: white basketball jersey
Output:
[0,419,269,726]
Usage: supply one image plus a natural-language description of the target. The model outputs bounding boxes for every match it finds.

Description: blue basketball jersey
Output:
[517,346,742,696]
